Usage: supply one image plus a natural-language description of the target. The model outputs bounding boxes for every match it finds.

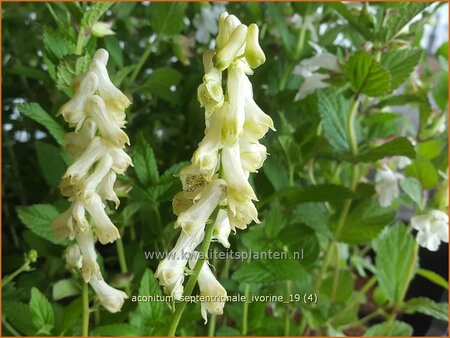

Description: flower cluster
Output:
[155,12,273,323]
[52,49,132,313]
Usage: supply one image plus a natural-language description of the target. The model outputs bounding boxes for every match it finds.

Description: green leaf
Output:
[142,67,183,103]
[417,140,443,160]
[404,157,438,189]
[56,54,92,95]
[380,49,422,90]
[279,224,320,268]
[104,35,124,68]
[58,298,82,335]
[263,207,284,238]
[266,3,295,56]
[232,260,307,284]
[345,51,391,97]
[29,287,55,335]
[43,27,76,60]
[279,184,358,205]
[403,297,448,322]
[317,88,350,152]
[91,324,141,336]
[81,2,113,28]
[149,2,187,36]
[17,204,66,245]
[432,71,448,111]
[320,271,353,303]
[352,137,415,162]
[417,268,448,290]
[263,155,289,190]
[377,3,429,42]
[399,177,422,207]
[35,141,67,187]
[338,200,395,244]
[364,320,413,336]
[133,133,159,186]
[374,224,417,303]
[137,269,165,323]
[291,203,330,234]
[52,279,80,301]
[328,2,373,40]
[3,301,37,336]
[18,103,65,146]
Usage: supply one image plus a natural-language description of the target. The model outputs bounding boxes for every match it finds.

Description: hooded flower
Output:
[412,210,449,251]
[52,49,131,313]
[189,252,227,324]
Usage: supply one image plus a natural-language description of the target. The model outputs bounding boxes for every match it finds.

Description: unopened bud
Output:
[213,24,248,71]
[245,24,265,69]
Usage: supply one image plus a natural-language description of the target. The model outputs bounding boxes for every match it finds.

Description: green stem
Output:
[167,221,216,336]
[331,243,340,302]
[347,98,360,157]
[242,283,250,335]
[115,238,131,295]
[129,41,155,85]
[284,280,292,336]
[2,318,21,336]
[82,282,90,337]
[2,262,30,287]
[294,24,307,60]
[208,314,216,337]
[76,28,86,55]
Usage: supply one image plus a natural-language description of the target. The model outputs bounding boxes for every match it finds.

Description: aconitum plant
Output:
[2,2,448,337]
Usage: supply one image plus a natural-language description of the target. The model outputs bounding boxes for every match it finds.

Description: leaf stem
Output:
[129,41,155,85]
[284,280,292,336]
[115,237,131,295]
[82,282,90,337]
[167,220,216,336]
[208,314,216,337]
[2,262,30,287]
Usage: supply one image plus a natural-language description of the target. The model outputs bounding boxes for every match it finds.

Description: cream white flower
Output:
[157,13,271,323]
[412,210,449,251]
[375,166,404,207]
[175,179,227,236]
[54,49,131,313]
[213,209,232,248]
[65,244,82,270]
[192,3,226,44]
[155,230,205,300]
[89,276,128,313]
[189,253,227,324]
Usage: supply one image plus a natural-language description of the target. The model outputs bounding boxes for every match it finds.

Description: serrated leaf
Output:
[91,324,141,336]
[291,203,330,234]
[404,157,438,189]
[352,137,415,162]
[317,88,350,152]
[328,2,373,41]
[56,54,92,95]
[364,320,413,336]
[149,2,187,36]
[374,224,417,303]
[18,103,65,146]
[132,133,159,186]
[399,177,422,207]
[29,287,55,335]
[142,67,183,103]
[138,269,164,323]
[17,204,66,245]
[338,200,395,244]
[380,49,422,90]
[43,27,76,61]
[403,297,448,322]
[3,301,37,335]
[81,2,113,28]
[377,3,429,43]
[232,260,307,284]
[35,141,67,187]
[345,51,391,97]
[263,207,284,238]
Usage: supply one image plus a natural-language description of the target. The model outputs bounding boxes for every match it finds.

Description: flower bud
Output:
[92,22,115,38]
[65,244,82,269]
[213,24,248,71]
[245,24,265,68]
